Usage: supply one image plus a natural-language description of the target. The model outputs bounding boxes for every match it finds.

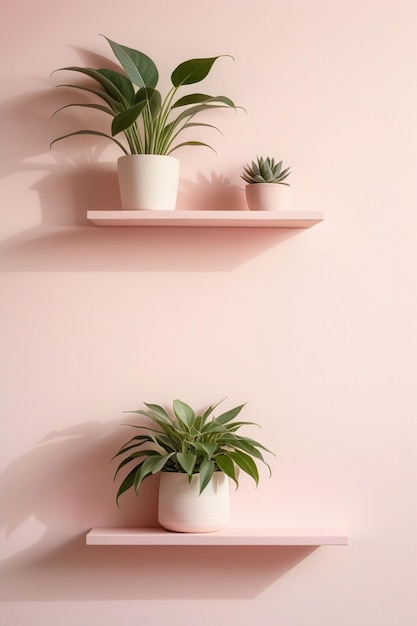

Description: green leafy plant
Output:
[241,156,291,184]
[113,399,273,504]
[51,36,238,155]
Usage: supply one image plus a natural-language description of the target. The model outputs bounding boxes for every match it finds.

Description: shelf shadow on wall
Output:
[0,224,304,273]
[0,536,317,601]
[0,88,311,272]
[2,157,302,273]
[0,420,318,601]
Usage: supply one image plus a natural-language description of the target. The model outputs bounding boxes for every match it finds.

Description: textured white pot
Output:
[158,472,230,533]
[245,183,290,211]
[117,154,180,211]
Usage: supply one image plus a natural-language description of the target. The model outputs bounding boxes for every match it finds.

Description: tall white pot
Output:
[158,472,230,533]
[245,183,290,211]
[117,154,180,211]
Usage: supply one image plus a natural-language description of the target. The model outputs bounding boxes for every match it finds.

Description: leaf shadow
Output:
[0,420,319,601]
[177,170,246,212]
[0,80,309,274]
[1,535,318,600]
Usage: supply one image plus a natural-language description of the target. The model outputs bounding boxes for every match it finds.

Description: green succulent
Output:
[241,156,291,185]
[113,399,273,504]
[51,36,238,155]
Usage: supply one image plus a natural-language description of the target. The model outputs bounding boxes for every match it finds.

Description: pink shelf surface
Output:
[86,527,348,546]
[86,210,324,228]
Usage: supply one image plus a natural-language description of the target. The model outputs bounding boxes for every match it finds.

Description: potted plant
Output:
[241,156,291,211]
[51,36,238,211]
[113,399,273,532]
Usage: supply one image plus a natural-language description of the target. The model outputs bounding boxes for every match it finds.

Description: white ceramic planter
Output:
[158,472,230,533]
[117,154,180,211]
[245,183,290,211]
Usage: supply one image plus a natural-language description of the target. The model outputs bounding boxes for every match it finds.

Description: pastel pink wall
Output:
[1,0,416,624]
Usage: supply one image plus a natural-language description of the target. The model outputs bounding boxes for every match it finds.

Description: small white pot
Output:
[158,472,230,533]
[117,154,180,211]
[245,183,290,211]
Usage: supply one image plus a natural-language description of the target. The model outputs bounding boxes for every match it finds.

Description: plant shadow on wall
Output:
[0,46,303,272]
[2,41,235,221]
[0,86,121,226]
[0,419,317,601]
[0,89,300,271]
[0,44,140,224]
[177,171,244,212]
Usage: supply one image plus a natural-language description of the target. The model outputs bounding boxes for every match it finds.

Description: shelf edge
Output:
[86,527,348,546]
[86,210,324,228]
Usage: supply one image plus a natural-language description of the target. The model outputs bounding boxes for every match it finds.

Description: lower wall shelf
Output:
[86,210,324,228]
[86,527,348,546]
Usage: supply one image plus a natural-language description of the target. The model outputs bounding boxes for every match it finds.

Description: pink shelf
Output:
[86,527,348,546]
[86,210,324,228]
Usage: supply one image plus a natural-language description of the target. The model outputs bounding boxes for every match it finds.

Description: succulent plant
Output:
[241,156,291,185]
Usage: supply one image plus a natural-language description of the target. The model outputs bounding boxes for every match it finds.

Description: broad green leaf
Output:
[151,422,183,448]
[193,442,217,459]
[172,94,235,108]
[225,420,259,432]
[168,140,216,155]
[134,455,165,492]
[103,36,158,89]
[217,435,271,474]
[173,399,195,429]
[172,92,213,107]
[159,120,221,155]
[199,459,215,494]
[193,401,222,430]
[53,67,129,104]
[150,452,175,474]
[240,435,275,455]
[194,415,203,430]
[201,398,226,422]
[113,449,160,478]
[128,409,168,422]
[201,421,227,434]
[162,103,236,151]
[97,69,135,105]
[147,432,172,451]
[215,453,238,489]
[153,433,177,451]
[170,102,235,126]
[142,403,171,420]
[176,452,196,476]
[134,87,162,119]
[113,444,148,462]
[228,451,259,486]
[128,411,184,445]
[113,433,152,448]
[215,403,246,425]
[50,130,128,154]
[171,56,228,87]
[181,122,222,133]
[112,437,154,459]
[115,466,137,506]
[54,83,124,112]
[218,434,262,455]
[52,103,115,117]
[112,100,148,135]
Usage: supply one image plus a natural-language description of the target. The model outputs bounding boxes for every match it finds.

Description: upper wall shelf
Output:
[86,527,348,546]
[87,210,324,228]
